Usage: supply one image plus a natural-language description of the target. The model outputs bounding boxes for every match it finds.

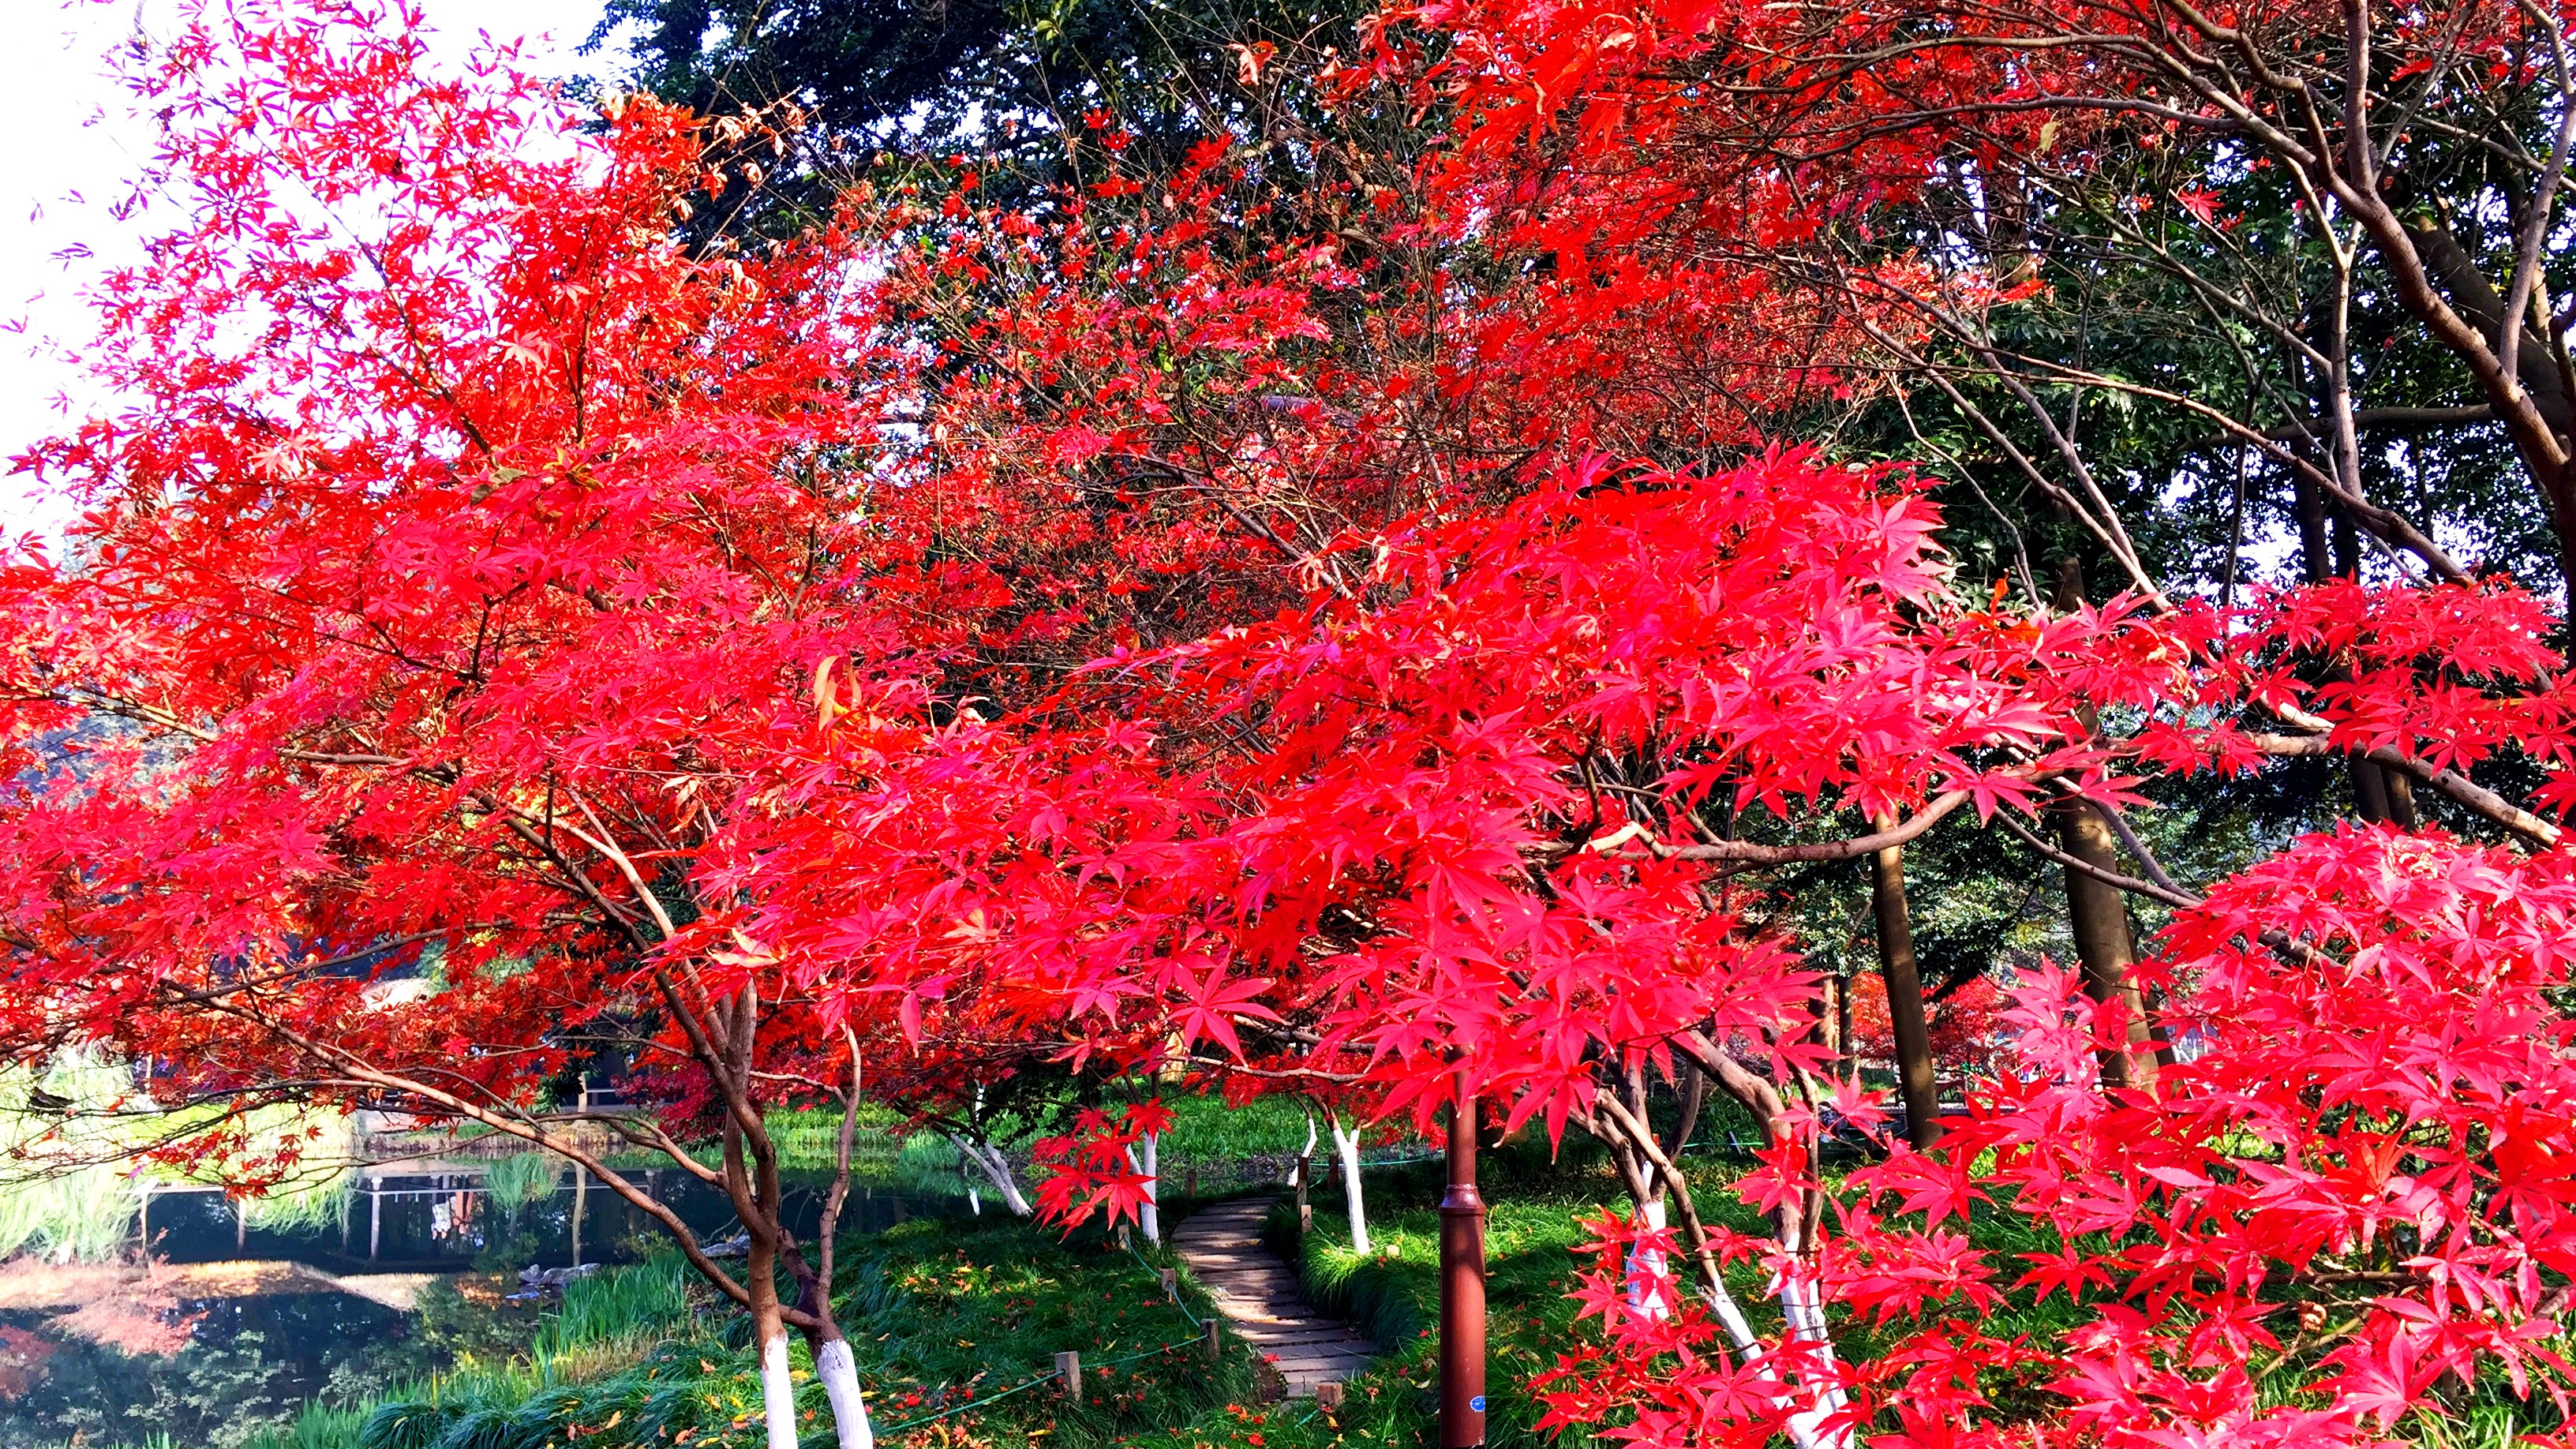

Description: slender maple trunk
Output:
[1619,1070,1672,1319]
[1327,1109,1371,1254]
[1295,1112,1318,1234]
[1582,1075,1666,1318]
[1662,1035,1852,1449]
[740,1178,799,1449]
[1634,1061,1705,1321]
[2317,501,2421,829]
[2383,768,2419,829]
[946,1132,1033,1216]
[753,1287,799,1449]
[1835,984,1855,1094]
[2051,558,2158,1091]
[785,1034,878,1449]
[2296,473,2334,592]
[1597,1130,1668,1319]
[788,1256,874,1449]
[1132,1131,1161,1246]
[815,1333,874,1449]
[1667,1061,1707,1163]
[2052,798,2158,1091]
[1814,973,1843,1064]
[1631,1195,1671,1319]
[704,983,814,1449]
[1869,827,1941,1148]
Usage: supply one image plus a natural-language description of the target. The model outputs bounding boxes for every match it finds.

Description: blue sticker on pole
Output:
[1470,1396,1485,1413]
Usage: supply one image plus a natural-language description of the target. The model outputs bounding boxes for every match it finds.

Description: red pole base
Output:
[1439,1077,1487,1448]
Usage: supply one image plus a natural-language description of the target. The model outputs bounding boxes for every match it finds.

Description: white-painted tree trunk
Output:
[1643,1184,1848,1449]
[1136,1132,1160,1245]
[1327,1115,1370,1254]
[759,1333,799,1449]
[946,1133,1032,1216]
[1626,1196,1670,1320]
[1777,1268,1852,1449]
[1690,1260,1851,1449]
[816,1338,875,1449]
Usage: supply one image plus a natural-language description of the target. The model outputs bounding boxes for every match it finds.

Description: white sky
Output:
[0,0,613,540]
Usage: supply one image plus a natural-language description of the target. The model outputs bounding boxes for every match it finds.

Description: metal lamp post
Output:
[1439,1073,1487,1448]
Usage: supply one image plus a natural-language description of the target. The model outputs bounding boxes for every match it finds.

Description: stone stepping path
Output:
[1170,1197,1378,1397]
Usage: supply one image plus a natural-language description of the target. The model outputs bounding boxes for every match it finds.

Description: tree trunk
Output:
[1327,1111,1371,1254]
[2051,556,2157,1091]
[2326,499,2410,826]
[2052,798,2158,1091]
[786,1039,878,1449]
[947,1133,1032,1216]
[1647,1035,1856,1449]
[1814,973,1842,1061]
[1631,1195,1672,1320]
[2383,769,2419,829]
[1136,1132,1160,1246]
[1870,829,1941,1148]
[750,1239,800,1449]
[2387,219,2576,598]
[2309,496,2424,829]
[1834,981,1855,1092]
[815,1333,874,1449]
[790,1249,876,1449]
[1607,1069,1673,1320]
[1294,1114,1316,1234]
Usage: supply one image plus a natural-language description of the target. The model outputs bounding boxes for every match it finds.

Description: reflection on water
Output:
[143,1164,962,1273]
[0,1165,967,1448]
[0,1294,410,1448]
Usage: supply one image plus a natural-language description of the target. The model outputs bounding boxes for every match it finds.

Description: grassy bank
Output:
[131,1129,2576,1449]
[240,1211,1278,1449]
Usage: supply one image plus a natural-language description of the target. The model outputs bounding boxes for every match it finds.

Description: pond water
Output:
[142,1163,960,1272]
[0,1294,411,1448]
[0,1163,970,1449]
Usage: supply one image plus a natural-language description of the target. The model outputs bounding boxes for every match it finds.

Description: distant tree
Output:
[591,0,1383,237]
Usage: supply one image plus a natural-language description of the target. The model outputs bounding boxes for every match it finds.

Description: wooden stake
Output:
[1055,1351,1081,1396]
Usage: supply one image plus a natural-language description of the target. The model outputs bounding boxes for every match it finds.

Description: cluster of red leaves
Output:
[734,447,2215,1155]
[1845,975,2010,1077]
[0,0,922,1121]
[1144,452,2162,1136]
[1031,1099,1176,1224]
[1539,828,2576,1447]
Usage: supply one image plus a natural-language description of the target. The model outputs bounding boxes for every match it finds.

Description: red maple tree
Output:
[0,6,935,1443]
[6,3,2576,1448]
